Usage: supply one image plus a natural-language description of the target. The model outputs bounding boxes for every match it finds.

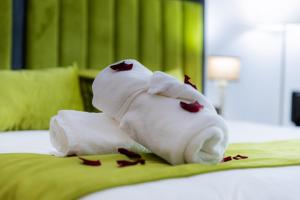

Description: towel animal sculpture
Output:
[92,59,228,165]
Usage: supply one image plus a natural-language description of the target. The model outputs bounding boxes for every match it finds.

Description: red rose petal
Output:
[180,101,204,113]
[222,155,248,162]
[233,155,248,160]
[118,148,142,159]
[67,154,77,157]
[236,154,248,159]
[117,159,145,168]
[110,61,133,71]
[78,157,101,166]
[222,156,232,162]
[184,75,197,89]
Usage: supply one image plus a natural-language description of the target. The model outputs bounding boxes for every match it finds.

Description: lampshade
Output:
[207,56,240,81]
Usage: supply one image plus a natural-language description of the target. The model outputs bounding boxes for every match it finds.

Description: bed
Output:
[1,0,300,199]
[1,121,300,200]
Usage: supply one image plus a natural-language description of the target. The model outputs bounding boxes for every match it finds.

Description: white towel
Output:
[49,110,144,156]
[148,71,217,112]
[92,59,228,165]
[92,59,152,120]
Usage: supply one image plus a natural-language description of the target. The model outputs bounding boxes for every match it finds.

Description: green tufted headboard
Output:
[0,0,12,70]
[0,0,204,89]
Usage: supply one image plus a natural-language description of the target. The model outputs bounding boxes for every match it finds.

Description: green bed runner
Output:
[1,140,300,200]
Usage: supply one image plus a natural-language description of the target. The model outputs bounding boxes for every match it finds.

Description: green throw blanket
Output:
[1,140,300,200]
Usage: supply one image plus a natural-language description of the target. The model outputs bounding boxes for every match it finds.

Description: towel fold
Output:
[148,71,217,112]
[49,110,144,156]
[92,59,228,165]
[92,59,152,121]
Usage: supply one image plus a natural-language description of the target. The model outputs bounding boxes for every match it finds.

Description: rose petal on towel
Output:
[118,148,142,159]
[180,101,204,113]
[233,155,248,160]
[222,156,232,162]
[110,61,133,71]
[78,157,101,166]
[117,159,145,168]
[184,75,197,89]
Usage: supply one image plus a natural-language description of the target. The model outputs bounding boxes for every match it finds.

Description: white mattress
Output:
[1,121,300,200]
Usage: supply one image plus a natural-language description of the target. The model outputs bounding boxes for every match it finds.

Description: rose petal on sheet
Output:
[180,101,204,113]
[110,61,133,71]
[117,159,146,168]
[184,75,197,89]
[67,154,77,157]
[78,157,101,166]
[236,154,248,159]
[222,156,232,162]
[233,155,248,160]
[118,148,142,159]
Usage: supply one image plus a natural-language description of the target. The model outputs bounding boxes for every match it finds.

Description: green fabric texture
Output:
[1,140,300,200]
[140,0,163,71]
[24,0,204,90]
[163,0,183,73]
[78,69,100,79]
[0,66,83,131]
[165,68,184,81]
[183,1,203,90]
[88,0,115,69]
[26,0,59,68]
[78,69,101,112]
[59,0,88,69]
[115,0,139,61]
[0,0,12,69]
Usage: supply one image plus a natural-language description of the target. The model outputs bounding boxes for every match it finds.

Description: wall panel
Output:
[115,0,139,61]
[0,0,12,69]
[26,0,59,68]
[88,0,115,69]
[59,0,88,69]
[139,0,163,71]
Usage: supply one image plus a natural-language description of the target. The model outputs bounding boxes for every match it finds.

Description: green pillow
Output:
[0,66,83,131]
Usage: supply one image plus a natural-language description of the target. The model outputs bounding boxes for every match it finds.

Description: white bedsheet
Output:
[0,130,54,154]
[1,120,300,200]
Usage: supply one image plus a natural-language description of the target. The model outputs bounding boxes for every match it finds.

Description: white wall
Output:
[204,0,300,125]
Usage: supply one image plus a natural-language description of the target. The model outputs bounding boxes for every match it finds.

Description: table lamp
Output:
[208,56,241,116]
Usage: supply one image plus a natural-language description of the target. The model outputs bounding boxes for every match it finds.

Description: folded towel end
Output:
[184,126,227,164]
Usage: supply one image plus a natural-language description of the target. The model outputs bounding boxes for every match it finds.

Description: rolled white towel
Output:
[92,59,228,165]
[49,110,145,156]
